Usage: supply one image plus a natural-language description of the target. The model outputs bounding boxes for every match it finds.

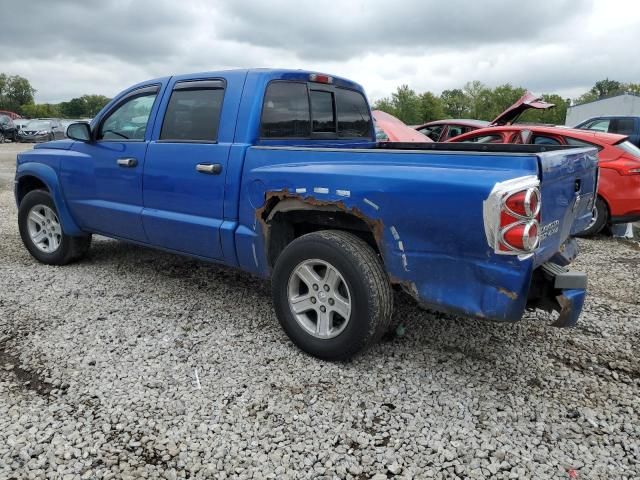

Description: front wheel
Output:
[18,190,92,265]
[576,197,608,237]
[272,230,393,361]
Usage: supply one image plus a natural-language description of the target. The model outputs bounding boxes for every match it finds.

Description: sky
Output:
[1,0,639,104]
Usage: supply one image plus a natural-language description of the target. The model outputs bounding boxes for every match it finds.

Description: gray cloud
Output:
[0,0,196,62]
[217,0,593,60]
[0,0,637,105]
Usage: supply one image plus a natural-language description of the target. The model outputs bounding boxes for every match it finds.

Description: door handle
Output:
[117,157,138,168]
[196,163,222,175]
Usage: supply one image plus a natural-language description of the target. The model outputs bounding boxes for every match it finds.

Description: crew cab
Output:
[14,69,598,360]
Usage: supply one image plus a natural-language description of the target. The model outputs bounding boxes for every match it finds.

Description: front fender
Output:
[15,163,83,236]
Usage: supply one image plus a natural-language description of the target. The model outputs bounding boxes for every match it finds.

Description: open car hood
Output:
[490,91,555,126]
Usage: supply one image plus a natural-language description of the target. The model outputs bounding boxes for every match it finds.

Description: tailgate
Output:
[535,147,598,265]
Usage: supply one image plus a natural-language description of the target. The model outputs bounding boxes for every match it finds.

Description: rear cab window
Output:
[260,80,372,140]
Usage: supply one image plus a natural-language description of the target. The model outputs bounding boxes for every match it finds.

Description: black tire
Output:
[272,230,393,361]
[0,131,5,143]
[18,190,92,265]
[576,196,608,237]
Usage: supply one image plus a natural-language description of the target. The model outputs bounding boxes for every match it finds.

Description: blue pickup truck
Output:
[15,69,598,360]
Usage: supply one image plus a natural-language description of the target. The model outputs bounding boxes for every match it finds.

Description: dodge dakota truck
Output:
[14,69,597,360]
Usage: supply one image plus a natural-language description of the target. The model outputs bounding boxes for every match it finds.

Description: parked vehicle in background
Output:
[18,119,65,143]
[448,125,640,235]
[415,119,489,142]
[0,115,18,143]
[575,116,640,147]
[13,118,30,131]
[14,69,596,360]
[0,110,21,120]
[415,92,554,142]
[373,110,432,142]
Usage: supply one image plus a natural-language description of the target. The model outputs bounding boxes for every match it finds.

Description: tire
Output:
[18,190,92,265]
[0,131,5,143]
[576,196,608,237]
[272,230,393,361]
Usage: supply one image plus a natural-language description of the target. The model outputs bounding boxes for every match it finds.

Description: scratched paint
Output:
[363,198,380,210]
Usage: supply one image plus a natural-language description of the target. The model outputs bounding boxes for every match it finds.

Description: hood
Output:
[490,91,555,126]
[373,110,433,143]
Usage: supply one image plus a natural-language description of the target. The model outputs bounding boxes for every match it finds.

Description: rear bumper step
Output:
[530,262,587,328]
[541,262,587,290]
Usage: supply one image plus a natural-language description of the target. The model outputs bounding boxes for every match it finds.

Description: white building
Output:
[565,93,640,126]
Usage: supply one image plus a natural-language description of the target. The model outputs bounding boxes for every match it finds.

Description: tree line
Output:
[373,78,640,126]
[0,73,110,118]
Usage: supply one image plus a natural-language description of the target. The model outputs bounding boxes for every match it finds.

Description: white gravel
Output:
[0,143,638,479]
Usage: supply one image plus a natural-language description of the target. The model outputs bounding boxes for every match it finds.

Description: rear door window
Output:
[444,125,465,140]
[419,125,443,141]
[160,81,225,142]
[261,82,310,138]
[610,118,635,135]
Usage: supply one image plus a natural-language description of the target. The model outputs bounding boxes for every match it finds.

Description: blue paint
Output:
[14,69,597,326]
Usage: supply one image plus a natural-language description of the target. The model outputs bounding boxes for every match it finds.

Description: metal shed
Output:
[565,93,640,126]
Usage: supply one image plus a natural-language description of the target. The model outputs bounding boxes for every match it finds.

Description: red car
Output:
[373,110,432,142]
[448,125,640,235]
[415,91,554,141]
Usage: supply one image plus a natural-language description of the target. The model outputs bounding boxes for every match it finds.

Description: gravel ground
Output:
[0,143,638,479]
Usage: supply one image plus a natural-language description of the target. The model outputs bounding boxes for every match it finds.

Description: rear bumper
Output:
[529,262,587,328]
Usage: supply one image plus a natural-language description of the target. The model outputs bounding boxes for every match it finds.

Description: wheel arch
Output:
[258,195,385,268]
[15,164,83,236]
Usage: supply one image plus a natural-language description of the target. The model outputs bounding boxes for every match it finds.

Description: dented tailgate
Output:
[534,147,599,266]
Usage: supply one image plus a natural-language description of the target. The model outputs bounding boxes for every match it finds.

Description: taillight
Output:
[483,176,541,256]
[603,156,640,175]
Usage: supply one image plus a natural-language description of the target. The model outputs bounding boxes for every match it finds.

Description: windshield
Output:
[0,115,9,124]
[616,140,640,159]
[26,121,51,130]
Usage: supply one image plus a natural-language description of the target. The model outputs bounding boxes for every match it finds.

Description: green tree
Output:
[59,94,111,118]
[487,84,526,121]
[390,85,421,124]
[463,80,492,119]
[519,94,569,125]
[19,103,61,118]
[417,91,444,123]
[0,74,36,111]
[81,94,111,116]
[591,78,623,98]
[372,96,396,116]
[440,89,470,118]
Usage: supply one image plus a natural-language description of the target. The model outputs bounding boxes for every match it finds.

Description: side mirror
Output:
[66,122,92,142]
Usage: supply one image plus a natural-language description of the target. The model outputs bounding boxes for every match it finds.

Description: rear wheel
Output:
[576,197,608,237]
[18,190,91,265]
[272,230,393,361]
